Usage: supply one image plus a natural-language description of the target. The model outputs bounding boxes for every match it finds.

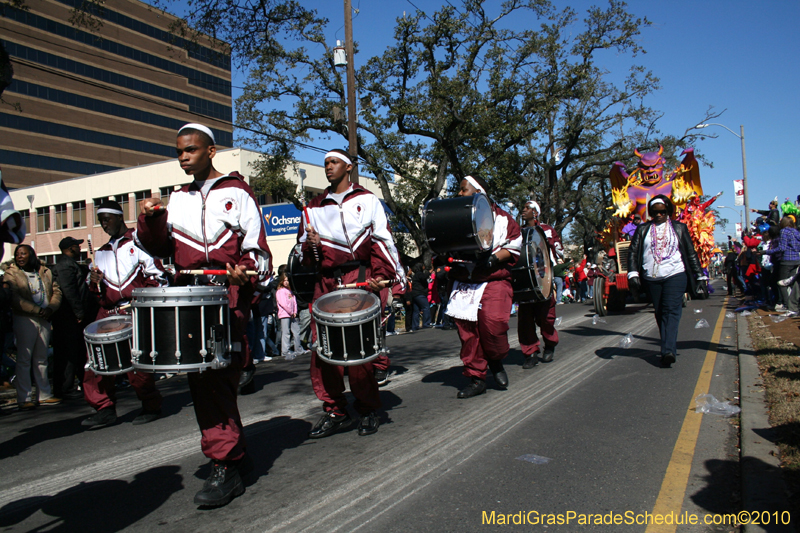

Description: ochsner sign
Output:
[262,203,302,237]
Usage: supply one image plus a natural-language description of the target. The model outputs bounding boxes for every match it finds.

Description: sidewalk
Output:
[737,312,795,532]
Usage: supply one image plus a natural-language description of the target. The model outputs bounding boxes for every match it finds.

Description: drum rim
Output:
[131,285,229,306]
[312,289,380,322]
[90,365,134,375]
[315,350,382,366]
[84,316,133,343]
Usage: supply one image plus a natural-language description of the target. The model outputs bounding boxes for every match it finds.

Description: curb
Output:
[737,313,794,532]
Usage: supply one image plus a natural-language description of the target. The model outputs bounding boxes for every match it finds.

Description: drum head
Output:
[472,194,494,251]
[85,316,132,336]
[315,290,377,315]
[288,243,317,306]
[528,226,553,299]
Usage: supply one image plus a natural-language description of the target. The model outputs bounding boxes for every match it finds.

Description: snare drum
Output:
[511,226,554,303]
[287,243,317,306]
[312,289,384,366]
[84,316,134,375]
[423,194,494,254]
[131,286,232,373]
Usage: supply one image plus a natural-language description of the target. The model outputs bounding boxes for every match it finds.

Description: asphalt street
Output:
[0,284,740,532]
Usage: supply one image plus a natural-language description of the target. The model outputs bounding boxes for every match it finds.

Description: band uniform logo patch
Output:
[221,197,238,212]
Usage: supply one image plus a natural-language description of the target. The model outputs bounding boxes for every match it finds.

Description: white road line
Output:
[0,307,654,522]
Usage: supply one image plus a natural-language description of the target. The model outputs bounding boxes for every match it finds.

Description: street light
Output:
[695,122,750,229]
[717,205,743,230]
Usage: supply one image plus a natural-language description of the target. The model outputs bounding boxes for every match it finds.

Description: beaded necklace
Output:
[649,220,678,277]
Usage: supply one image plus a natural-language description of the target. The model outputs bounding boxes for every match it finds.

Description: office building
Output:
[0,0,232,188]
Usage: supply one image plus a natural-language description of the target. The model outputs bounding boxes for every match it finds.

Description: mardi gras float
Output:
[593,146,719,315]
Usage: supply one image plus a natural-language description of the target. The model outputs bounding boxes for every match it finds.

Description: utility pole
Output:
[344,0,359,184]
[740,125,750,229]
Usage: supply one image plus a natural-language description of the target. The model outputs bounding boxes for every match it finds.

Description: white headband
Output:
[525,200,540,214]
[96,208,124,216]
[649,198,666,207]
[464,175,485,194]
[178,123,216,144]
[325,151,352,166]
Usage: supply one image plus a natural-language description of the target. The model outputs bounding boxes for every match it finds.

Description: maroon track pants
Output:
[309,269,383,416]
[517,296,559,356]
[455,279,513,379]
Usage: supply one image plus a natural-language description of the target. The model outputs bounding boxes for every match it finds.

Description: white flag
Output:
[735,222,743,235]
[733,179,744,207]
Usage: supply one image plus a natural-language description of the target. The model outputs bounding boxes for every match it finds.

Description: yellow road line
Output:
[645,300,728,533]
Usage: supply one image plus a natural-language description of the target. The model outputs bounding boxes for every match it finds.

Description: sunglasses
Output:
[651,210,668,216]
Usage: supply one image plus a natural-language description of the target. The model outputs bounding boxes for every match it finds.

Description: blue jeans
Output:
[411,294,431,330]
[644,273,687,356]
[554,277,564,303]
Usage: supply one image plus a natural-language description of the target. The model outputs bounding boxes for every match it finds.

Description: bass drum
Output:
[287,243,317,306]
[511,226,553,303]
[423,193,494,255]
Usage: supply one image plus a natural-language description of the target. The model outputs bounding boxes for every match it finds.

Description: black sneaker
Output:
[81,407,117,429]
[308,411,352,439]
[374,368,389,386]
[541,346,555,363]
[488,360,508,389]
[132,409,162,425]
[357,411,380,436]
[522,354,539,369]
[238,364,256,395]
[661,353,676,368]
[194,460,245,507]
[457,378,487,399]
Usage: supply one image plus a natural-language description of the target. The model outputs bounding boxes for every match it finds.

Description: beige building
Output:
[3,148,391,269]
[1,0,232,188]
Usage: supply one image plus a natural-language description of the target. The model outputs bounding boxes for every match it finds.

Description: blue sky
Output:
[230,1,800,243]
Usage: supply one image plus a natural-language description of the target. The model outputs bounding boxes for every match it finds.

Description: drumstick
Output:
[152,204,166,211]
[303,204,321,263]
[87,234,100,289]
[179,269,269,276]
[335,278,398,289]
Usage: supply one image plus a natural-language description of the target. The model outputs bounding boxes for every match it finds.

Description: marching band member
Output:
[137,124,271,507]
[447,176,522,398]
[82,200,166,429]
[299,149,405,438]
[517,200,561,369]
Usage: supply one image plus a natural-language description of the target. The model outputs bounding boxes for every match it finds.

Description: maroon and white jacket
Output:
[135,172,272,280]
[534,222,563,265]
[297,184,405,287]
[91,228,166,310]
[448,203,522,283]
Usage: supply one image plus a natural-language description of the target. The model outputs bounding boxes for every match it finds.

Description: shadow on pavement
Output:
[0,414,87,459]
[0,465,183,532]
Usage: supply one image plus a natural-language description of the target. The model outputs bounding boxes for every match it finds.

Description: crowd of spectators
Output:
[723,196,800,317]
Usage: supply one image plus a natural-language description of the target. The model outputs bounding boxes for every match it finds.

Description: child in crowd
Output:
[276,273,304,359]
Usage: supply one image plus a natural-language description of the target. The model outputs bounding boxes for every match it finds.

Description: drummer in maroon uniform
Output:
[299,149,405,438]
[137,123,271,508]
[446,175,522,398]
[82,200,166,429]
[517,200,561,369]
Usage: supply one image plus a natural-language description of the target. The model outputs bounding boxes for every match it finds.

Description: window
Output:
[114,194,130,221]
[37,207,50,232]
[134,190,151,216]
[54,204,68,230]
[19,210,29,235]
[159,186,172,207]
[73,200,86,228]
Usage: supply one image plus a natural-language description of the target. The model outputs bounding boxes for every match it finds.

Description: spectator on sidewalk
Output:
[410,262,432,330]
[764,216,800,316]
[51,237,92,400]
[4,245,63,409]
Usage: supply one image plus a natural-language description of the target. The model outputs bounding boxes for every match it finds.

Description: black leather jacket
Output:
[628,220,703,294]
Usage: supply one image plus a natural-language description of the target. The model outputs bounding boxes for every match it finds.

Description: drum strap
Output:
[330,260,369,283]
